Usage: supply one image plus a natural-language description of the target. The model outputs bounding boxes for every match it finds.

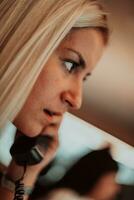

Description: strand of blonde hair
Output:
[0,0,108,128]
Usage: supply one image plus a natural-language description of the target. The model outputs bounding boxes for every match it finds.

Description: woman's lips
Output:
[41,109,64,136]
[42,109,62,135]
[43,109,63,125]
[43,109,62,117]
[43,109,56,117]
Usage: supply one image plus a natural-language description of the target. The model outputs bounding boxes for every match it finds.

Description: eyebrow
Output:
[65,48,86,68]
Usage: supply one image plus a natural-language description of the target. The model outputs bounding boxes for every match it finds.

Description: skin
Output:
[0,29,105,200]
[14,28,104,139]
[10,28,104,181]
[12,28,105,177]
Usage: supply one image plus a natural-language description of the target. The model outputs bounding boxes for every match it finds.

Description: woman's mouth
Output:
[43,109,56,117]
[43,108,62,118]
[42,109,64,133]
[43,108,64,126]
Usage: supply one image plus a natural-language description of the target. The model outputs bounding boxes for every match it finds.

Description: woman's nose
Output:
[61,83,82,110]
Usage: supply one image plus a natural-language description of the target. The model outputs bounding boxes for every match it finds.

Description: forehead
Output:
[58,28,104,70]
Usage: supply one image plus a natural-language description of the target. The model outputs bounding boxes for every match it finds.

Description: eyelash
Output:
[61,58,89,82]
[62,59,80,73]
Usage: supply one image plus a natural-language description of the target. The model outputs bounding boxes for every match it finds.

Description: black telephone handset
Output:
[9,133,52,199]
[10,134,52,166]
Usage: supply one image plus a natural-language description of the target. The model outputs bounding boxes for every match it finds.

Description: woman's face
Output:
[14,28,104,137]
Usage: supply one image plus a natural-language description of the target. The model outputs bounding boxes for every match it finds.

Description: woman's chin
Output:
[14,123,43,138]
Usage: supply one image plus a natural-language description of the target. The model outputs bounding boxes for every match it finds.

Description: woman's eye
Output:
[63,60,79,73]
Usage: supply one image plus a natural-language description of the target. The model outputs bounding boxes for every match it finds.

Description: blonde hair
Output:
[0,0,108,128]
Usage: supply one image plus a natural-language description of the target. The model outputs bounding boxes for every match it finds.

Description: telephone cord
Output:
[13,164,27,200]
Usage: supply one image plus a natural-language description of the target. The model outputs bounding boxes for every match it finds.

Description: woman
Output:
[0,0,109,199]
